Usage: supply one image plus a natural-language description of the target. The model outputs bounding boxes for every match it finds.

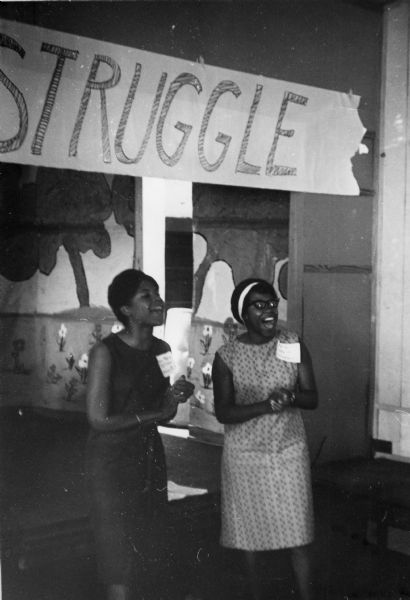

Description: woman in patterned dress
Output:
[212,278,318,600]
[85,269,194,600]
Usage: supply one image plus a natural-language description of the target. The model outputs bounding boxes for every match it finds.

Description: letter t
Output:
[31,43,79,155]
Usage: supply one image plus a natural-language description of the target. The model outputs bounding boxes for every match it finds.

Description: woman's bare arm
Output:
[86,343,179,432]
[212,352,271,424]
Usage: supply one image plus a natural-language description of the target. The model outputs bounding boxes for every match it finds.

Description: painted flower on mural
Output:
[200,325,213,355]
[66,353,75,370]
[46,364,62,384]
[201,362,212,389]
[223,317,238,344]
[65,378,79,402]
[11,338,26,374]
[58,323,67,352]
[91,323,103,343]
[191,390,206,408]
[76,354,89,384]
[186,357,195,379]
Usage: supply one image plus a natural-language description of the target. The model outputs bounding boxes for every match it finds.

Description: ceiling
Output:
[343,0,392,10]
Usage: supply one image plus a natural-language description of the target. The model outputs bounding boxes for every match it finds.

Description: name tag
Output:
[276,341,301,363]
[156,351,176,377]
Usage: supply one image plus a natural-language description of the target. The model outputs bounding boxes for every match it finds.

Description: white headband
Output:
[237,282,260,323]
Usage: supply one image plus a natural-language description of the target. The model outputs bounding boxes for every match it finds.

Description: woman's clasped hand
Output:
[267,387,295,412]
[161,376,195,420]
[170,375,195,403]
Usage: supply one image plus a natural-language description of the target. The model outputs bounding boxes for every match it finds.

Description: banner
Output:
[0,19,365,194]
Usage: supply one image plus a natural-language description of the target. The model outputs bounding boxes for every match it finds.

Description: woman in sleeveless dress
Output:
[212,278,318,600]
[85,269,194,600]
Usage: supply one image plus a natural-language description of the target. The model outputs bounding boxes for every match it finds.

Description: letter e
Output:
[265,91,308,176]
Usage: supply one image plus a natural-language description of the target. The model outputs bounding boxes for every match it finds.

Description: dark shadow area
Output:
[2,408,410,599]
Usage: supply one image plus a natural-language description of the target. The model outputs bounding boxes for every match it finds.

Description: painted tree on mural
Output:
[111,174,136,237]
[0,164,136,307]
[192,184,290,312]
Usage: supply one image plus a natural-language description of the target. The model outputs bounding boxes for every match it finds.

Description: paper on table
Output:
[276,341,301,363]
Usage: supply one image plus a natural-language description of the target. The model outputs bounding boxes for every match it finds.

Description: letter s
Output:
[0,34,28,153]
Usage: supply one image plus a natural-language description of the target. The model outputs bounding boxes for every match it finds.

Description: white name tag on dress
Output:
[156,351,176,378]
[276,341,301,363]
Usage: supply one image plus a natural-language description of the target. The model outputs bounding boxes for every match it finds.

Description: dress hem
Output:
[220,534,315,552]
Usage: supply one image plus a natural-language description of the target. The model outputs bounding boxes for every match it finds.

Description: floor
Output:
[2,417,410,600]
[3,481,410,600]
[3,502,410,600]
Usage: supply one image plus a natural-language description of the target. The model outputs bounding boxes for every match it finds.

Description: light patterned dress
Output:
[216,329,314,551]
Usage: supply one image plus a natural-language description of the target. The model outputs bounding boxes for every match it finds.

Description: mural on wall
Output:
[187,184,290,433]
[0,164,137,411]
[188,260,236,434]
[0,164,135,306]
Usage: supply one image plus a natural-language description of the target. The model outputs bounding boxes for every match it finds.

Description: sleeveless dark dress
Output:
[85,333,170,586]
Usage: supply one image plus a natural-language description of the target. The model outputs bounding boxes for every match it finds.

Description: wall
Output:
[373,1,410,459]
[0,166,136,410]
[5,2,380,128]
[295,193,374,461]
[188,184,290,433]
[2,1,382,460]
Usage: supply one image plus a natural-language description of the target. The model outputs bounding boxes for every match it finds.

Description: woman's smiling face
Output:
[122,279,165,327]
[243,290,279,340]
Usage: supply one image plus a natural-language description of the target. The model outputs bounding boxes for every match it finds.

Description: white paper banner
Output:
[0,19,365,194]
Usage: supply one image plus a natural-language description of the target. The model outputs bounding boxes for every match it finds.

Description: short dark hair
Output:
[108,269,158,325]
[231,278,277,324]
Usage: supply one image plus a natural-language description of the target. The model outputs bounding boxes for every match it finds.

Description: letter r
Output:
[69,54,121,163]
